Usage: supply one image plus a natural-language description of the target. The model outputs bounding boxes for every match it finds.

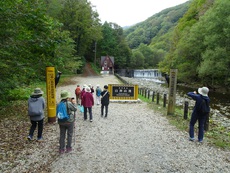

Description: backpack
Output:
[56,101,69,122]
[96,88,101,97]
[198,98,210,114]
[28,98,43,116]
[75,87,81,96]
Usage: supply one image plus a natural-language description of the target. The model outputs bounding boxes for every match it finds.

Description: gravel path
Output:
[50,74,230,173]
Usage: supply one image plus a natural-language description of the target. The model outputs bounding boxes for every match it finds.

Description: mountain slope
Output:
[124,1,191,49]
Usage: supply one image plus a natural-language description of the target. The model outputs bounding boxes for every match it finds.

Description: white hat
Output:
[85,87,91,92]
[198,87,209,96]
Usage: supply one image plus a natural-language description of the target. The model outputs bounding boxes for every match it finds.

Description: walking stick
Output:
[73,111,76,146]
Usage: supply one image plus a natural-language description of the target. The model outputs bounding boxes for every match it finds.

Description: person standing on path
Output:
[75,85,81,104]
[95,84,102,105]
[187,87,210,143]
[27,88,45,141]
[58,90,77,154]
[55,71,62,87]
[81,87,94,122]
[101,85,110,118]
[80,84,87,100]
[89,84,94,94]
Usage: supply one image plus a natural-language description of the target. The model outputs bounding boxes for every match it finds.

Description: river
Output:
[121,76,230,120]
[176,85,230,119]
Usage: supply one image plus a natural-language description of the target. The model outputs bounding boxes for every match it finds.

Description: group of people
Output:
[27,72,210,154]
[75,84,110,121]
[27,82,110,154]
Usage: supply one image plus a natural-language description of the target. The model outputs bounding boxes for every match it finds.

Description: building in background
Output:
[101,56,114,74]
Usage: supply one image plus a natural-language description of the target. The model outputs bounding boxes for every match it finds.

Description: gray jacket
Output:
[28,96,45,121]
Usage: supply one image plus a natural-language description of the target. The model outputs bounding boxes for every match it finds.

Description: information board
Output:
[108,84,138,100]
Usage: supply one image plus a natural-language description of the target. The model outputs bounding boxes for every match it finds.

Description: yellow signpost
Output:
[46,67,56,123]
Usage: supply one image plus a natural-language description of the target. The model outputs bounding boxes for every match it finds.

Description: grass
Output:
[0,74,77,119]
[89,62,101,74]
[138,93,230,150]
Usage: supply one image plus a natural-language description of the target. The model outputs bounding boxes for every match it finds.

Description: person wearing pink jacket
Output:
[81,87,94,122]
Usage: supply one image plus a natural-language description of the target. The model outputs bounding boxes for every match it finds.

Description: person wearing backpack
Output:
[95,84,102,105]
[187,87,210,143]
[57,90,77,154]
[75,84,81,105]
[101,85,110,118]
[27,88,45,141]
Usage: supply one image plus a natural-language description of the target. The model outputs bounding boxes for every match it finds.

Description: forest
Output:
[125,0,229,90]
[0,0,229,106]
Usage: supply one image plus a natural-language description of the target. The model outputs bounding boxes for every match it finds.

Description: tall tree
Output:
[46,0,102,57]
[97,22,131,69]
[197,0,230,87]
[0,0,77,104]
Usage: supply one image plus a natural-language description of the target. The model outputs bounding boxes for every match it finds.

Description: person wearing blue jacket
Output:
[58,90,77,154]
[187,87,210,143]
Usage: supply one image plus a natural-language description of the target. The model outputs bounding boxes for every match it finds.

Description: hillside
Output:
[124,1,191,49]
[122,0,230,90]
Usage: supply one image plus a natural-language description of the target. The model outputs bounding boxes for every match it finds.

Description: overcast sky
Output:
[89,0,189,27]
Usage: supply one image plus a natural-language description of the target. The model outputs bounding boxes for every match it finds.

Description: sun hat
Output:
[104,85,108,89]
[96,84,99,87]
[83,84,87,88]
[85,87,91,92]
[198,87,209,96]
[60,90,70,99]
[31,88,43,96]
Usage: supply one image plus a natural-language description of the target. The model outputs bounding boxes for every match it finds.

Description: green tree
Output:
[197,0,230,87]
[130,50,145,69]
[0,0,78,104]
[97,22,131,69]
[46,0,103,58]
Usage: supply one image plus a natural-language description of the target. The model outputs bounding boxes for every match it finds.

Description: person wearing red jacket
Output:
[75,85,81,105]
[81,87,94,122]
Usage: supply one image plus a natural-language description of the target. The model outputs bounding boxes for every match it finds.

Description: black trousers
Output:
[29,119,44,139]
[101,104,108,117]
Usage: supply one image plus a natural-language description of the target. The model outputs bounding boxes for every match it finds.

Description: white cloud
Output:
[90,0,188,26]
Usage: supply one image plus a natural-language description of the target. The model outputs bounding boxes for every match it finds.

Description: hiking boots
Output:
[27,135,33,141]
[65,148,73,153]
[37,137,43,142]
[59,149,65,154]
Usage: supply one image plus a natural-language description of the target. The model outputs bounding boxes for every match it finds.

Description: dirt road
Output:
[50,74,230,173]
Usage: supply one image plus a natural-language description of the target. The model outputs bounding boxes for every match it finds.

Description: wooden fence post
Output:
[152,91,155,102]
[148,90,150,99]
[163,94,167,107]
[184,101,189,119]
[205,114,209,131]
[157,93,160,104]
